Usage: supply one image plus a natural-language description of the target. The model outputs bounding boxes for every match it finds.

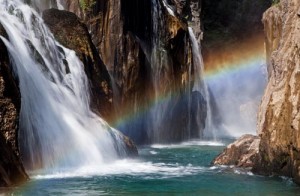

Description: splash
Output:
[112,36,266,140]
[0,0,127,172]
[188,27,215,139]
[204,35,267,137]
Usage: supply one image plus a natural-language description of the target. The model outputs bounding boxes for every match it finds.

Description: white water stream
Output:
[0,0,127,172]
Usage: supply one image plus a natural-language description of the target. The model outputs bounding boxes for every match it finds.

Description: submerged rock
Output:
[0,24,28,187]
[213,134,260,168]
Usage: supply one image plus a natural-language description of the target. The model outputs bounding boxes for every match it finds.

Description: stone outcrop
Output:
[253,0,300,184]
[0,25,28,187]
[213,134,260,168]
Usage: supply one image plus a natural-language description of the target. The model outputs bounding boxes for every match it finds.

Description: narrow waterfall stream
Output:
[0,0,127,172]
[188,27,215,140]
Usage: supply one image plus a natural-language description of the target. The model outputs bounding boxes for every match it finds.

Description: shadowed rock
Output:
[43,8,114,121]
[0,24,28,187]
[42,9,138,157]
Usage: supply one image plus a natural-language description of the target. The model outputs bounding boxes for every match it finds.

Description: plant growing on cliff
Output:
[272,0,280,5]
[79,0,95,11]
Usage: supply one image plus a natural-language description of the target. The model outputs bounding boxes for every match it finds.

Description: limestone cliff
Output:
[253,0,300,184]
[213,0,300,185]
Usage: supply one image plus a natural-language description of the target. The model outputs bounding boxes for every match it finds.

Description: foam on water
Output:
[32,159,204,180]
[151,140,225,149]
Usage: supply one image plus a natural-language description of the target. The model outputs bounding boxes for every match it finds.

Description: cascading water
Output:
[188,27,216,140]
[25,0,63,12]
[0,0,127,172]
[147,0,212,142]
[150,0,175,142]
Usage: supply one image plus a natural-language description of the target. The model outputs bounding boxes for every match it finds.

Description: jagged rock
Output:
[0,24,28,187]
[254,0,300,185]
[42,9,114,121]
[213,134,260,168]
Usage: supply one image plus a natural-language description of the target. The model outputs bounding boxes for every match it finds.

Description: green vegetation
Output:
[272,0,280,5]
[79,0,96,11]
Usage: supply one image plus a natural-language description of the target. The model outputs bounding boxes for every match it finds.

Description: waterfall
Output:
[24,0,63,12]
[149,0,174,142]
[188,27,215,140]
[0,0,127,172]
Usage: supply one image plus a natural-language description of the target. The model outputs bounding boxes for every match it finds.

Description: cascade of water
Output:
[0,0,127,172]
[24,0,60,12]
[188,27,216,140]
[149,0,174,142]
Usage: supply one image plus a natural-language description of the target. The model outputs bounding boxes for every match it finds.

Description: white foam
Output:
[151,140,225,149]
[31,159,204,180]
[149,151,158,155]
[162,0,175,16]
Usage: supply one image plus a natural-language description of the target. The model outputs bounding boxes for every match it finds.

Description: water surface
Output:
[12,140,300,195]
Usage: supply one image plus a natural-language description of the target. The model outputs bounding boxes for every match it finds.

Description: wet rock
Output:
[42,9,138,156]
[0,24,28,187]
[213,134,260,168]
[59,0,208,144]
[254,0,300,185]
[121,135,139,157]
[42,9,114,121]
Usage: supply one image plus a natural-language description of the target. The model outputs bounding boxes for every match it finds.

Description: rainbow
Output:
[14,35,266,191]
[112,35,266,132]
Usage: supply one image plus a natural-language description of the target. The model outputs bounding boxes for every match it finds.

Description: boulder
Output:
[213,134,260,168]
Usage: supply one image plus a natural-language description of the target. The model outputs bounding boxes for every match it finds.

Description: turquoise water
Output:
[11,141,300,195]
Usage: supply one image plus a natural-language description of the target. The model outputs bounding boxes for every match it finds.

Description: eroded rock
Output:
[213,134,260,168]
[253,0,300,185]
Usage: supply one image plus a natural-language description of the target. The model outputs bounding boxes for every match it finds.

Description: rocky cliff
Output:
[214,0,300,185]
[59,0,208,144]
[0,25,28,187]
[253,0,300,184]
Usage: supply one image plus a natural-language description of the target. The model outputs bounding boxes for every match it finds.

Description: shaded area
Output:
[201,0,272,137]
[0,24,28,187]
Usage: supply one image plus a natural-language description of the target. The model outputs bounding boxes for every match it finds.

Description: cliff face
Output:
[214,0,300,185]
[60,0,207,144]
[0,25,28,187]
[254,0,300,184]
